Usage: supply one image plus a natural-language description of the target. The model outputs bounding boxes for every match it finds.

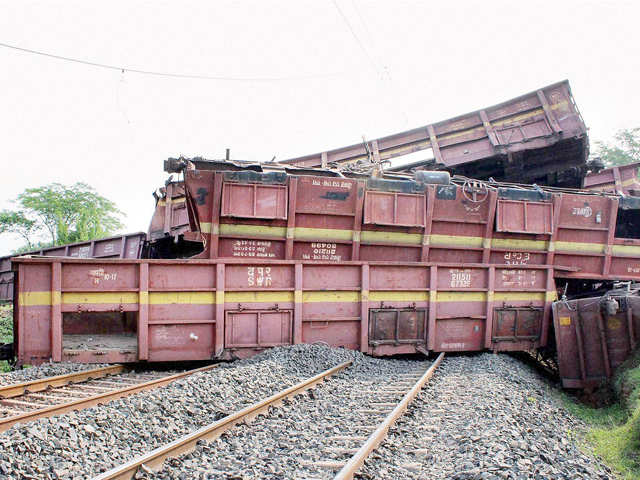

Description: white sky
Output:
[1,0,639,255]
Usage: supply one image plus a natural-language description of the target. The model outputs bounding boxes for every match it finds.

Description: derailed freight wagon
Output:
[0,233,146,303]
[13,257,555,364]
[282,80,591,188]
[12,160,640,390]
[176,159,640,285]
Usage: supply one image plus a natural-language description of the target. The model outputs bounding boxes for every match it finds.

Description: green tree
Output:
[0,183,124,251]
[0,211,38,249]
[595,128,640,167]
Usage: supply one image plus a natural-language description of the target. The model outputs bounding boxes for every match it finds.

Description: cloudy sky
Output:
[1,0,638,255]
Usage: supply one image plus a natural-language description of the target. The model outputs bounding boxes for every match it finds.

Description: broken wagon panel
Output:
[553,292,640,390]
[583,162,640,196]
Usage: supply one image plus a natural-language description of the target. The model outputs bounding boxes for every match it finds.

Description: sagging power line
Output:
[0,41,346,82]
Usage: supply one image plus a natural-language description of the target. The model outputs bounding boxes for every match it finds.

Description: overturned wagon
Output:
[178,159,640,285]
[282,80,590,188]
[9,78,640,391]
[13,257,554,364]
[12,158,640,390]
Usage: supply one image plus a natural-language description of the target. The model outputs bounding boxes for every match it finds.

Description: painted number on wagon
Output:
[504,251,529,265]
[88,268,117,285]
[248,267,272,287]
[233,240,276,258]
[449,269,472,288]
[501,269,537,287]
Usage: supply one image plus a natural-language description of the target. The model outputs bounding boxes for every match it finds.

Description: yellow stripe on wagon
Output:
[431,234,483,248]
[494,292,546,302]
[149,292,216,305]
[62,292,139,304]
[491,238,548,251]
[554,241,605,254]
[18,291,53,307]
[156,197,186,207]
[360,231,422,245]
[612,244,640,256]
[296,227,354,241]
[369,291,429,302]
[226,291,294,303]
[437,292,486,302]
[192,222,640,260]
[303,291,360,303]
[18,289,556,307]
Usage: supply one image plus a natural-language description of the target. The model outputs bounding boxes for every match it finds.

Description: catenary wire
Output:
[0,41,347,82]
[331,0,380,74]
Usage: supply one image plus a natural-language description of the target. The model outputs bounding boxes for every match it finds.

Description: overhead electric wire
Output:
[351,0,376,52]
[331,1,409,126]
[0,41,345,82]
[331,0,380,74]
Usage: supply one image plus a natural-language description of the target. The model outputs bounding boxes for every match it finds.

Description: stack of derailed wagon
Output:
[7,80,640,392]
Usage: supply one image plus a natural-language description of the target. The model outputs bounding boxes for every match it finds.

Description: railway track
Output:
[0,364,217,432]
[94,353,444,480]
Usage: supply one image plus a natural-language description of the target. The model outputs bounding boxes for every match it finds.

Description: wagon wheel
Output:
[462,179,489,203]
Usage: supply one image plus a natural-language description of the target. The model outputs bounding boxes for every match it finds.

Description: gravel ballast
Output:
[0,344,360,479]
[0,348,617,479]
[144,353,430,479]
[358,353,614,480]
[143,352,613,480]
[0,362,110,387]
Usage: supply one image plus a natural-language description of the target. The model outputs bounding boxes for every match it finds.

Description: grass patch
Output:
[560,350,640,479]
[0,304,12,372]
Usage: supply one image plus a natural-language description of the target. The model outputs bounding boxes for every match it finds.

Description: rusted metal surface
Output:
[553,289,640,390]
[146,181,206,259]
[0,232,146,302]
[180,164,640,285]
[0,364,218,432]
[279,81,589,187]
[0,364,124,398]
[333,352,444,480]
[583,162,640,196]
[92,361,351,480]
[8,82,640,391]
[147,182,194,242]
[12,257,554,365]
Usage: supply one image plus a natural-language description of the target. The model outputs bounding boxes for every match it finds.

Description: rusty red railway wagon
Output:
[13,257,555,364]
[147,181,205,259]
[179,161,640,284]
[583,162,640,197]
[12,159,640,390]
[0,233,146,303]
[281,80,590,188]
[553,289,640,390]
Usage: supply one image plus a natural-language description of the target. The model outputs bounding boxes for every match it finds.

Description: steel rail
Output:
[0,364,218,432]
[333,352,445,480]
[92,360,352,480]
[0,364,125,398]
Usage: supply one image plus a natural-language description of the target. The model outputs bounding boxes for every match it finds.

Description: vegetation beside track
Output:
[0,304,12,372]
[561,350,640,479]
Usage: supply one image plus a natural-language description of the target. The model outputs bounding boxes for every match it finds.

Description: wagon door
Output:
[224,310,293,351]
[369,309,427,346]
